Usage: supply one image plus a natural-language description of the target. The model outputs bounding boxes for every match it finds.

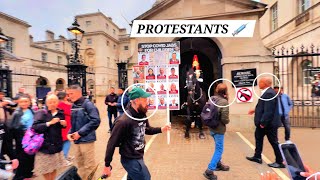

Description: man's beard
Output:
[138,104,148,114]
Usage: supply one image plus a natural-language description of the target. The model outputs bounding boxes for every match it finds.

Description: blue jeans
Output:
[108,111,117,130]
[62,140,71,158]
[208,132,225,171]
[121,157,151,180]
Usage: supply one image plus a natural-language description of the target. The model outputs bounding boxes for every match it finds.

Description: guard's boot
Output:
[185,131,190,139]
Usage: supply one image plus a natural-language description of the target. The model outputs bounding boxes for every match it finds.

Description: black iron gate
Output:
[273,45,320,128]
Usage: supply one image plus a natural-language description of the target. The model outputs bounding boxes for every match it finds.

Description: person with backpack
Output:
[66,85,101,179]
[10,94,35,180]
[202,83,230,180]
[32,94,66,180]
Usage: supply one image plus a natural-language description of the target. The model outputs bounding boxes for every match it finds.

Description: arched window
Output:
[302,60,312,84]
[56,79,65,90]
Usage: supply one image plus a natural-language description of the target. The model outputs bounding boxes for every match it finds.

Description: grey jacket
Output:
[209,96,230,134]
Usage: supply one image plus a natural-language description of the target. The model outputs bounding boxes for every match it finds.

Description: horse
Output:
[182,68,207,139]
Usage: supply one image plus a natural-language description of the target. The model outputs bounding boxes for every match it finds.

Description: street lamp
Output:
[0,28,12,98]
[65,18,87,96]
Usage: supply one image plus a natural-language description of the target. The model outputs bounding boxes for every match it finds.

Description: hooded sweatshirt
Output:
[104,105,161,167]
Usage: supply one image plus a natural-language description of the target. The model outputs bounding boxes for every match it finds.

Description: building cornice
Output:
[262,2,320,40]
[76,12,123,30]
[30,44,68,55]
[134,0,267,20]
[0,11,31,28]
[84,31,120,43]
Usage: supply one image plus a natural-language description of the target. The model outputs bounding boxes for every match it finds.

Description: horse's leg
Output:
[184,106,192,138]
[195,106,205,139]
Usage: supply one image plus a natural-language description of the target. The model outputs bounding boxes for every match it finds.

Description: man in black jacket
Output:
[67,85,101,179]
[105,87,118,132]
[246,77,285,168]
[102,87,171,180]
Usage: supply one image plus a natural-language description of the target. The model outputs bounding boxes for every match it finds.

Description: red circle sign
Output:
[237,88,252,102]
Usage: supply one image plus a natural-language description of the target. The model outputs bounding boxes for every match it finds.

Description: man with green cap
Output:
[102,87,171,180]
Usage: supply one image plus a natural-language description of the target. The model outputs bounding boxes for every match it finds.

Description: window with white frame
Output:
[302,60,312,84]
[57,56,62,64]
[124,46,129,50]
[55,43,60,50]
[86,21,92,27]
[271,3,278,31]
[87,38,92,45]
[299,0,311,14]
[42,53,48,62]
[5,37,14,53]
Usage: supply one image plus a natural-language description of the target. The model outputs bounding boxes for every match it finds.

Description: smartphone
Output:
[279,143,306,180]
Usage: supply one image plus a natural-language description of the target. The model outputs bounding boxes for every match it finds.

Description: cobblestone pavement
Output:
[34,98,320,180]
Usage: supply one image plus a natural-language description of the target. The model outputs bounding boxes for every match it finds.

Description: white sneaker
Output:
[67,156,75,161]
[285,140,293,143]
[64,160,73,167]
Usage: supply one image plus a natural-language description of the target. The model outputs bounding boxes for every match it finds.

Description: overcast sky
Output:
[0,0,260,41]
[0,0,156,41]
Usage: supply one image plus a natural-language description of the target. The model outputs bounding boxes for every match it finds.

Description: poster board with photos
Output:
[136,42,180,110]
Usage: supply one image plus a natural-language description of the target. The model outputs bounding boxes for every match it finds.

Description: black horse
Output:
[182,68,207,139]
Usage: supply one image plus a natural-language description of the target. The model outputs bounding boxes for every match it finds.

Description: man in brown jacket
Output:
[203,83,230,180]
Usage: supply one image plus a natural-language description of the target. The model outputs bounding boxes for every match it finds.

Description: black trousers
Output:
[185,107,203,132]
[254,126,283,163]
[281,116,291,141]
[11,129,35,180]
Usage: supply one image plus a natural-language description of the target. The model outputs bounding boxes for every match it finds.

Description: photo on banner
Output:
[145,66,156,80]
[169,51,180,64]
[147,95,157,110]
[133,65,145,83]
[168,80,179,94]
[146,81,156,94]
[168,65,179,79]
[157,80,167,95]
[158,96,167,109]
[169,94,179,110]
[156,65,167,79]
[138,52,150,66]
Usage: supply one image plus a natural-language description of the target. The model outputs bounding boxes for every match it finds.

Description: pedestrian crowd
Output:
[0,85,101,180]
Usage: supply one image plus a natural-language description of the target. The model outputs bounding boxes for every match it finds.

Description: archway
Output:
[56,78,65,90]
[36,77,51,99]
[174,37,222,116]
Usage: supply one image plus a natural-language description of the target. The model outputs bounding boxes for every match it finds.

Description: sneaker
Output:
[64,160,73,167]
[66,156,75,161]
[285,140,293,144]
[203,169,217,180]
[216,161,230,171]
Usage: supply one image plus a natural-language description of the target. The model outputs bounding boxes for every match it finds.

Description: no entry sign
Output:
[236,87,253,103]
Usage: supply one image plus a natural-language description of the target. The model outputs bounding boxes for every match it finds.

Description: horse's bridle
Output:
[190,88,203,104]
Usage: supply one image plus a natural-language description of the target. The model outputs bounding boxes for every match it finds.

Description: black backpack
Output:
[200,96,220,129]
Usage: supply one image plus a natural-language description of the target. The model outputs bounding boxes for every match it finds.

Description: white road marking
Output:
[121,135,158,180]
[236,132,290,180]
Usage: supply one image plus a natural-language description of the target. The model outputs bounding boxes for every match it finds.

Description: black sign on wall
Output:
[231,68,257,87]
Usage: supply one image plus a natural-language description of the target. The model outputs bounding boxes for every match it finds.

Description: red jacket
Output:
[58,101,72,141]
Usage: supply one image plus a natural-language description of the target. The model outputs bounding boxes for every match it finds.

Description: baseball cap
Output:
[128,87,151,100]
